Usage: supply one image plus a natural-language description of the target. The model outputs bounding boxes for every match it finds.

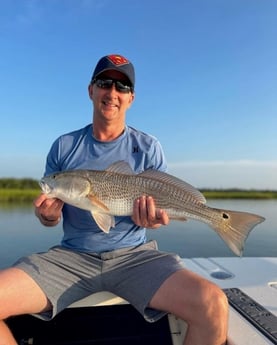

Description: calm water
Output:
[0,200,276,269]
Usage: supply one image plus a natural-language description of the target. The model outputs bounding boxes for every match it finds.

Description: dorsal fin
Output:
[139,169,206,204]
[106,161,135,175]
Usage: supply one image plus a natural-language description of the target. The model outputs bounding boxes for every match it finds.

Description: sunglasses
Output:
[93,78,133,93]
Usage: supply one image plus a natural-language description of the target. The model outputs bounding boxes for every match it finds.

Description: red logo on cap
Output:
[107,54,129,66]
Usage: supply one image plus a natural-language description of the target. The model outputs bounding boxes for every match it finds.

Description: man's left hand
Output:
[132,195,169,229]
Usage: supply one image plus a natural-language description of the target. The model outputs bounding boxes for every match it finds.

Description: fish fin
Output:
[106,161,135,175]
[139,169,206,204]
[92,212,115,233]
[210,209,265,256]
[86,194,114,232]
[87,194,110,212]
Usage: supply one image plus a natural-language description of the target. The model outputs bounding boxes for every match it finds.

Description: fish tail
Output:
[210,209,265,256]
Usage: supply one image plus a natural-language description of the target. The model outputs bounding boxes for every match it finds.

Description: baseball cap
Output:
[91,54,135,89]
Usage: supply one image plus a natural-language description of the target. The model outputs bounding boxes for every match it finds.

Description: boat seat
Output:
[68,290,128,308]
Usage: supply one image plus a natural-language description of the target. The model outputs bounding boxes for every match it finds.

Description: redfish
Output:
[40,161,265,256]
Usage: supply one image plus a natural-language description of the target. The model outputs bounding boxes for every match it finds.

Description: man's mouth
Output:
[102,101,118,109]
[102,101,118,108]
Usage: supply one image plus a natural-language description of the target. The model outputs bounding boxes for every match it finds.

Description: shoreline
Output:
[0,188,277,203]
[201,189,277,199]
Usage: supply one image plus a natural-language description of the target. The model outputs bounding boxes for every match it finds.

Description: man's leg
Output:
[0,320,19,345]
[0,267,51,345]
[149,268,228,345]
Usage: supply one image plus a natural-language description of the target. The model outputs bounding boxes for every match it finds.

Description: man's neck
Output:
[92,122,125,142]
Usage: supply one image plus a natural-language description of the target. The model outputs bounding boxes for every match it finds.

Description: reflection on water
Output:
[0,204,63,269]
[0,200,276,269]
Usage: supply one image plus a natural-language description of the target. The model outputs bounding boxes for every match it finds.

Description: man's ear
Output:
[88,84,93,100]
[128,92,135,107]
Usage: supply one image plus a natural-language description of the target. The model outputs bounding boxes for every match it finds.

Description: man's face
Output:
[89,70,135,122]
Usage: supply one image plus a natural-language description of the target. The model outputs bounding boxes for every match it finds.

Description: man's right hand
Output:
[33,194,64,226]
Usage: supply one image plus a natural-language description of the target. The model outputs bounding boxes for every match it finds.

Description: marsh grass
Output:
[1,178,276,203]
[0,187,277,204]
[202,189,277,199]
[0,189,40,202]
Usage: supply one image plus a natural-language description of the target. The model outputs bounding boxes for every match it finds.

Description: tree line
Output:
[0,178,39,190]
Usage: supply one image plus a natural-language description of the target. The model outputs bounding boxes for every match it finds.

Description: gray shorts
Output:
[13,240,185,322]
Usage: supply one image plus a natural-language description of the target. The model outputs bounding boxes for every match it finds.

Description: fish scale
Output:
[97,175,194,218]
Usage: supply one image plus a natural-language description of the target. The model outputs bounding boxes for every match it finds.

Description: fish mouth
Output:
[39,180,52,194]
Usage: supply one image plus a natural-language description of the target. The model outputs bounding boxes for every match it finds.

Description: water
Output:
[0,200,276,269]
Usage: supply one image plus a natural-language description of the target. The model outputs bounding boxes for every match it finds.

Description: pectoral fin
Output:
[87,194,110,212]
[92,212,115,233]
[86,194,115,232]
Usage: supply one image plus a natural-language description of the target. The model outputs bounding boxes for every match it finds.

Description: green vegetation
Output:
[0,188,40,202]
[0,178,277,203]
[201,189,277,200]
[0,178,39,189]
[0,178,40,203]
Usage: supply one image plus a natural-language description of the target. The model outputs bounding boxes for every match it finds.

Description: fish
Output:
[40,161,265,256]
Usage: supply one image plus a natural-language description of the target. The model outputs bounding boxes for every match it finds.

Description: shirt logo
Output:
[132,146,139,153]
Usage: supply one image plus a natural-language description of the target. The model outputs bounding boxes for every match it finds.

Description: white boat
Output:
[7,256,277,344]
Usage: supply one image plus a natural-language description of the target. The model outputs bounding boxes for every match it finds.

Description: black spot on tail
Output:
[223,213,229,219]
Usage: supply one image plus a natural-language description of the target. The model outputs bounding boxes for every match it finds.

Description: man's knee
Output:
[203,283,228,318]
[212,285,228,313]
[188,280,228,322]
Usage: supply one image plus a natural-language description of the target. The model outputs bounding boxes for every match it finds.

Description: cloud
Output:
[168,160,277,190]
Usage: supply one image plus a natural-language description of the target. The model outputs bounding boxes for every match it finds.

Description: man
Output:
[0,54,228,345]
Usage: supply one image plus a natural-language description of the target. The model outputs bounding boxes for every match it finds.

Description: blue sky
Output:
[0,0,276,189]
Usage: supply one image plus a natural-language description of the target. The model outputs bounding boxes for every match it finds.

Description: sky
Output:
[0,0,276,189]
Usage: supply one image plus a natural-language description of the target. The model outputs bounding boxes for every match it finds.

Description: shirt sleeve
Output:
[44,138,61,176]
[147,139,168,173]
